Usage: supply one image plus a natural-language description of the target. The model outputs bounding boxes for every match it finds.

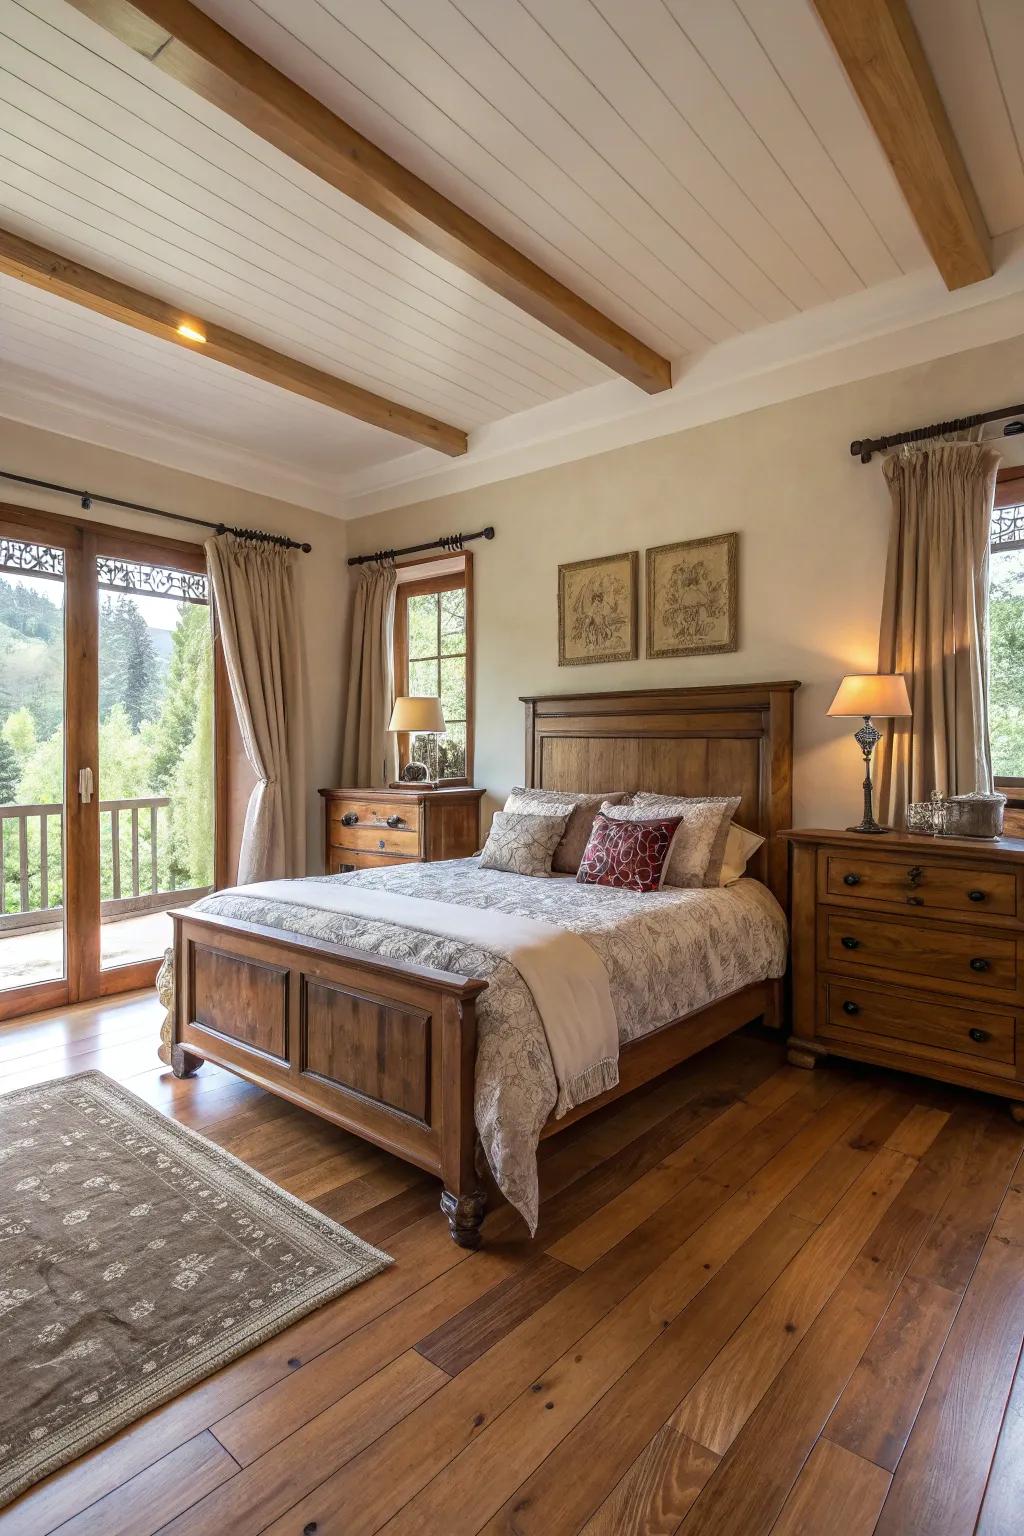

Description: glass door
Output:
[0,508,221,1019]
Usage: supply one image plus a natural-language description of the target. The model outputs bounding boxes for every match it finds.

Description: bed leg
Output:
[786,1038,828,1071]
[441,1187,486,1249]
[171,1044,204,1079]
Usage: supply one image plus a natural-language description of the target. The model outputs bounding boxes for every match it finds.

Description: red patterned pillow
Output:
[576,813,682,893]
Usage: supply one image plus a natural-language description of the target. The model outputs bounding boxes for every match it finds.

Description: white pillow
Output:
[718,823,765,885]
[622,793,741,888]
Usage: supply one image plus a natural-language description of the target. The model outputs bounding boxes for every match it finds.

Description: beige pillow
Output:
[613,794,741,887]
[504,787,625,875]
[479,810,569,877]
[718,822,765,885]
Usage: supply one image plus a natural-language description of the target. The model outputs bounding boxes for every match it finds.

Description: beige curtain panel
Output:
[341,563,399,788]
[206,533,307,883]
[875,442,1000,826]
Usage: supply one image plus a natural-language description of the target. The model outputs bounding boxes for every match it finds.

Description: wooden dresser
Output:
[319,786,485,874]
[787,828,1024,1120]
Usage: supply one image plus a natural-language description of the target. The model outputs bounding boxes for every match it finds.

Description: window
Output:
[990,469,1024,798]
[393,557,473,782]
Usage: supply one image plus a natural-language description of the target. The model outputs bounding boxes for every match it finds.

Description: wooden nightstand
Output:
[787,828,1024,1121]
[319,786,485,874]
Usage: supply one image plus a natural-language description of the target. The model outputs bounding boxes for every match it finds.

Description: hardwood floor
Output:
[1,990,1022,1535]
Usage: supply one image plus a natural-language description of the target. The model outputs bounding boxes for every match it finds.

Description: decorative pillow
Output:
[479,810,569,877]
[606,794,741,888]
[719,822,765,885]
[504,787,625,875]
[576,813,682,893]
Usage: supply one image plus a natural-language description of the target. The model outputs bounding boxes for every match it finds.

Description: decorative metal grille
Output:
[0,537,64,579]
[95,556,208,604]
[992,502,1024,553]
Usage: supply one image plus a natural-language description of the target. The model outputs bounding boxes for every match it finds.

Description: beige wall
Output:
[0,417,349,872]
[349,329,1024,830]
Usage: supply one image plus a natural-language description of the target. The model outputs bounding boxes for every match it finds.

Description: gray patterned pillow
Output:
[479,810,570,877]
[504,788,625,875]
[603,794,740,888]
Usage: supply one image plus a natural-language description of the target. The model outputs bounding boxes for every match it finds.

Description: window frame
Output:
[991,467,1024,806]
[392,552,474,785]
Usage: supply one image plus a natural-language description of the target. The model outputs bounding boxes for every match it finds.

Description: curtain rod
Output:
[850,404,1024,463]
[0,470,312,552]
[347,525,495,566]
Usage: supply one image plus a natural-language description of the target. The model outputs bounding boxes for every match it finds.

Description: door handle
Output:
[78,766,94,804]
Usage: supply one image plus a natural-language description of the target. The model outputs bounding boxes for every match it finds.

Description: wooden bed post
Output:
[170,912,203,1079]
[439,990,486,1248]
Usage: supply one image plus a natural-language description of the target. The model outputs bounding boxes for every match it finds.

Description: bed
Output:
[167,681,798,1246]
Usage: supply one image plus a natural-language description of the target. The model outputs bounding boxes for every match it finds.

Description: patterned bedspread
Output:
[191,860,788,1231]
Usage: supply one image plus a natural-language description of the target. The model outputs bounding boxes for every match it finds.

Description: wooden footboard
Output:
[170,909,489,1247]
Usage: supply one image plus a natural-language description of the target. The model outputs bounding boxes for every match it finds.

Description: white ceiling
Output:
[0,0,1022,516]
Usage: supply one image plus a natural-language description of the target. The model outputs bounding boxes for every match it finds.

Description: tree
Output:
[989,558,1024,778]
[149,604,212,789]
[101,596,160,729]
[3,706,37,762]
[0,735,18,803]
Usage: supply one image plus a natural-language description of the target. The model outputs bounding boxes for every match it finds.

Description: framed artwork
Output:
[646,533,738,658]
[557,550,639,666]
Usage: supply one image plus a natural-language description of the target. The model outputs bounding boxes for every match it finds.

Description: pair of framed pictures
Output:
[557,533,738,667]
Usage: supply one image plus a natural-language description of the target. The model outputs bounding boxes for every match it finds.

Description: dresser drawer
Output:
[328,800,421,834]
[823,851,1017,919]
[823,911,1018,992]
[329,823,419,856]
[328,848,414,873]
[822,978,1016,1066]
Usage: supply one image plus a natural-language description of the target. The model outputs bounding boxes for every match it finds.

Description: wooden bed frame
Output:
[170,681,799,1246]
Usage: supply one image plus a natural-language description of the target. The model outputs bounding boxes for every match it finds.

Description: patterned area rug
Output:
[0,1071,391,1509]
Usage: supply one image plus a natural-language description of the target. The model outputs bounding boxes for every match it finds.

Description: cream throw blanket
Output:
[238,879,619,1115]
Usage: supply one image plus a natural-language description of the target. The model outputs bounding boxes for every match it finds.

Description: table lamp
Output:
[827,674,912,834]
[388,695,446,785]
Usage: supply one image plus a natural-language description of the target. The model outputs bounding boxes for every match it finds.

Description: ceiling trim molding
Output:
[0,364,343,516]
[65,0,672,394]
[809,0,991,290]
[0,225,468,456]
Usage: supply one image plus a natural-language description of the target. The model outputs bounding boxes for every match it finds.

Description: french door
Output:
[0,504,223,1022]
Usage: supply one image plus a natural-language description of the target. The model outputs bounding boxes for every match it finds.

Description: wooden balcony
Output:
[0,796,211,989]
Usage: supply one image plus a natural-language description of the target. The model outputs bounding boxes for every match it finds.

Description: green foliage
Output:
[990,552,1024,778]
[100,595,160,729]
[0,735,18,804]
[3,706,37,760]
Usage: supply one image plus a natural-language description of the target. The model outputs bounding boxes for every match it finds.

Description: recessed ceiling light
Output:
[176,323,206,343]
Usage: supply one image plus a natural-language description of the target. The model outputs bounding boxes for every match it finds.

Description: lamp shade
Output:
[827,674,912,719]
[387,695,446,733]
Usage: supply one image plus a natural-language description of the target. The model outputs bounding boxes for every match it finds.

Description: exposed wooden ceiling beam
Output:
[810,0,991,290]
[64,0,672,393]
[0,227,468,455]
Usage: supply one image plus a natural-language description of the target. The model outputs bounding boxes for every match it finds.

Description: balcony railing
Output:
[0,796,211,933]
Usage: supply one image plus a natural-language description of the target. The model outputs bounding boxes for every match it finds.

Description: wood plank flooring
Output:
[1,990,1022,1536]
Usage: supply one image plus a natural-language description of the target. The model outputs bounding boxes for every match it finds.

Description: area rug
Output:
[0,1070,392,1509]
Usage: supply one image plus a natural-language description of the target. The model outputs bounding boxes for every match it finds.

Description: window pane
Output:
[990,547,1024,777]
[407,593,438,661]
[408,657,439,697]
[440,587,466,655]
[437,721,466,780]
[440,655,466,726]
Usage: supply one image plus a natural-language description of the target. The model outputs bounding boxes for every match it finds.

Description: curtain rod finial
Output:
[483,525,495,539]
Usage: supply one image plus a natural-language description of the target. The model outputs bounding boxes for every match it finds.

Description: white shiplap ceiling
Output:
[0,0,1021,515]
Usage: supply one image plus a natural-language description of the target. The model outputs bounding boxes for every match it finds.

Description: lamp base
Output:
[846,822,892,834]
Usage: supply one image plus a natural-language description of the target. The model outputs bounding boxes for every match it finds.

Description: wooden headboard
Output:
[521,681,800,909]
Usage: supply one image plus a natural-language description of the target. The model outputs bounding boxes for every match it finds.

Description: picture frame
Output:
[557,550,639,666]
[646,533,738,659]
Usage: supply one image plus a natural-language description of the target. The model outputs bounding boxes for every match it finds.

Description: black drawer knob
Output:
[970,957,990,973]
[341,811,359,826]
[967,889,986,902]
[969,1027,991,1043]
[907,865,923,884]
[842,1000,860,1015]
[385,815,404,828]
[841,936,860,950]
[843,873,861,887]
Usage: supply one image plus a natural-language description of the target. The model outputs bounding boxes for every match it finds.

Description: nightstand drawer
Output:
[822,979,1016,1066]
[328,848,414,873]
[824,852,1017,918]
[328,822,419,856]
[329,801,421,835]
[824,911,1018,991]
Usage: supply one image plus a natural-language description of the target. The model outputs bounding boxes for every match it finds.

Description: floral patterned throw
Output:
[0,1072,390,1510]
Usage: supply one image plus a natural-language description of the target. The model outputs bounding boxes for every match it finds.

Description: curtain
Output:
[875,442,1000,826]
[341,563,398,788]
[205,533,307,882]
